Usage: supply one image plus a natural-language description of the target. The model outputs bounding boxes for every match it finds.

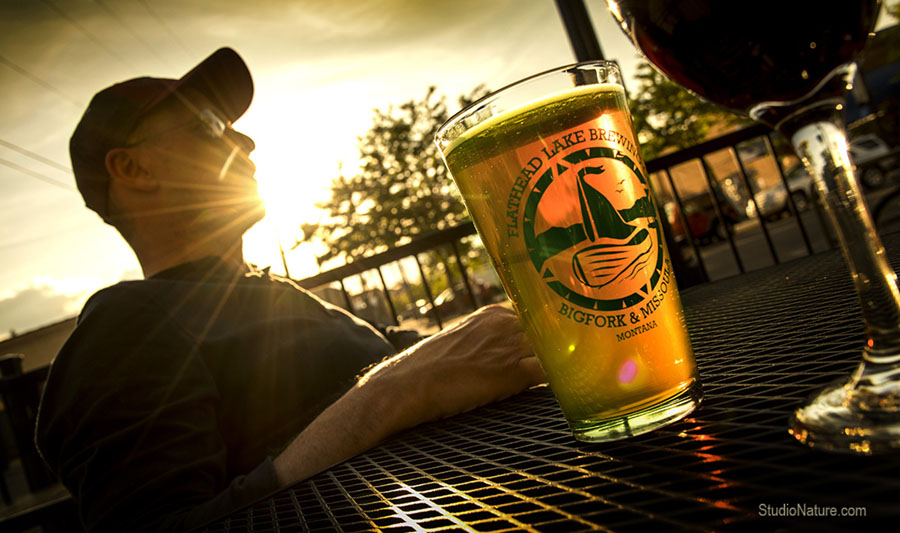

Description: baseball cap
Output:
[69,47,254,222]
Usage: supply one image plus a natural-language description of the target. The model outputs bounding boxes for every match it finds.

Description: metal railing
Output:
[296,222,481,331]
[296,124,897,330]
[646,123,825,285]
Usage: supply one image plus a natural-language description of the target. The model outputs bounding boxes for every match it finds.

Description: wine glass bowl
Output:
[608,0,900,454]
[606,1,880,127]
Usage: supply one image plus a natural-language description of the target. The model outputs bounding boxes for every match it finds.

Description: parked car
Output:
[849,134,897,190]
[747,163,815,220]
[736,137,769,162]
[669,188,742,245]
[747,134,897,220]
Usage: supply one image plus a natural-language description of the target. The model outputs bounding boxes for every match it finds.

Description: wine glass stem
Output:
[791,121,900,365]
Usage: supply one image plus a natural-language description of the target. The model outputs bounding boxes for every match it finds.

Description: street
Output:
[697,186,899,281]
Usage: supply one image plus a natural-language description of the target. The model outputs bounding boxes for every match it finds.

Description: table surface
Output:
[201,231,900,533]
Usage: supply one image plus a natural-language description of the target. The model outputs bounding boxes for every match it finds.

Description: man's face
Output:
[126,90,265,234]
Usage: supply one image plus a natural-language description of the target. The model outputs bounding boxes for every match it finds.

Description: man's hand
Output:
[273,303,545,486]
[363,303,545,424]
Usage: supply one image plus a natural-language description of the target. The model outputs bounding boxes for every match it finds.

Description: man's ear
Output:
[105,148,158,192]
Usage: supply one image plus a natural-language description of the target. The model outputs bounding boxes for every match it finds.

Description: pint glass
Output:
[436,62,702,442]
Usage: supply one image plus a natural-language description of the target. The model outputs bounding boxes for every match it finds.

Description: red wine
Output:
[611,0,880,116]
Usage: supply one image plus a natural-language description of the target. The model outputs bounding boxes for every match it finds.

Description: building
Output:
[0,318,76,373]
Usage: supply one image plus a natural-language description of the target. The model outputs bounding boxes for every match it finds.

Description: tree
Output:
[299,86,496,323]
[300,86,488,266]
[628,61,747,160]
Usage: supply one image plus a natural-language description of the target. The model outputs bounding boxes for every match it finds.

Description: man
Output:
[36,48,543,532]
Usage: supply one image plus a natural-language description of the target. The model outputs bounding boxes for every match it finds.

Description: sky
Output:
[1,1,894,339]
[0,0,649,338]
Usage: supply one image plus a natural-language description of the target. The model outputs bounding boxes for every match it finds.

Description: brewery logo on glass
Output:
[510,127,664,312]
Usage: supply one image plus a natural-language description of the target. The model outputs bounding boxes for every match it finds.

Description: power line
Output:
[0,55,82,108]
[0,218,97,251]
[0,139,71,174]
[134,0,196,61]
[39,0,136,70]
[93,0,177,71]
[0,158,76,192]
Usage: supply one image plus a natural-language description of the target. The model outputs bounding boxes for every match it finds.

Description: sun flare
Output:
[233,75,383,280]
[239,132,334,280]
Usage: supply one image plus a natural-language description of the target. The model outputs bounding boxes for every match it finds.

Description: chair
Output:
[0,354,79,532]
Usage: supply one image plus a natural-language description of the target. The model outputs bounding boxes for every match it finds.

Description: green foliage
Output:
[300,85,488,266]
[628,61,747,160]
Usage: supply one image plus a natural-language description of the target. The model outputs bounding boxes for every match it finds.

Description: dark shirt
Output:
[36,257,396,531]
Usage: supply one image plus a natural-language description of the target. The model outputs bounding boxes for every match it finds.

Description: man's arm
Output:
[273,303,545,485]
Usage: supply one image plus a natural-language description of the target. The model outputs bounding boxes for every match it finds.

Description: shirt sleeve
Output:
[35,287,280,532]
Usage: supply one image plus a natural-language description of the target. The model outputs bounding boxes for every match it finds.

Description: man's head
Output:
[70,47,263,243]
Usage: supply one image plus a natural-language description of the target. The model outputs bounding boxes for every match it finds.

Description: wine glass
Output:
[607,0,900,454]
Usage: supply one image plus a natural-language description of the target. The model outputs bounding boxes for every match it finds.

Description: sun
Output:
[238,126,333,280]
[231,77,373,280]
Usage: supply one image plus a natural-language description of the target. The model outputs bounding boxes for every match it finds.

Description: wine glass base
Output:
[789,380,900,455]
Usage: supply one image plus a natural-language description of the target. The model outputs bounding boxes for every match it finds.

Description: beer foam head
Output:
[442,83,626,154]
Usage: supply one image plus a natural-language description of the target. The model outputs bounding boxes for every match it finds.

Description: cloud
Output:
[118,269,143,282]
[0,282,91,338]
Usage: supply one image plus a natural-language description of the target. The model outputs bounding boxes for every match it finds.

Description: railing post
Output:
[700,157,747,273]
[338,279,354,315]
[729,148,778,266]
[663,169,710,282]
[413,254,443,330]
[450,240,478,311]
[764,134,815,256]
[375,266,400,327]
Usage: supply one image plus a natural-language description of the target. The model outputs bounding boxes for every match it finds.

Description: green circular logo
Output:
[521,146,664,311]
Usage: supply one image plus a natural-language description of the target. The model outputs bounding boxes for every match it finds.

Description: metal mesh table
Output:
[202,231,900,532]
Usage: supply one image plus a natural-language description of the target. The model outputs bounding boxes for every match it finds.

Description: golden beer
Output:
[437,63,701,441]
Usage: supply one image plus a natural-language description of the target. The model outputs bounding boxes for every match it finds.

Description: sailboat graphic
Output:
[572,169,653,289]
